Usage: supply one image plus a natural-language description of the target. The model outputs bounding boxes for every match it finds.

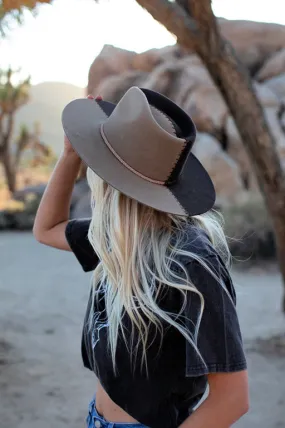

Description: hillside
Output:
[14,82,85,154]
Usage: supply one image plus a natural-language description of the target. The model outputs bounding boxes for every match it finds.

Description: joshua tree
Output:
[0,68,48,192]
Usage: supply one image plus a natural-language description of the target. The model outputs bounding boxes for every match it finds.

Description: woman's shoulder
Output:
[174,223,230,279]
[174,223,236,303]
[177,223,217,260]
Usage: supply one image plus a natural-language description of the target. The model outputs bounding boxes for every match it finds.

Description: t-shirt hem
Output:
[185,360,247,377]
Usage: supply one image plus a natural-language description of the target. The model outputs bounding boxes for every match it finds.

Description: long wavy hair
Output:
[86,168,231,373]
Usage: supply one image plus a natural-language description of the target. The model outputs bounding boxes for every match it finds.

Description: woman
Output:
[34,87,249,428]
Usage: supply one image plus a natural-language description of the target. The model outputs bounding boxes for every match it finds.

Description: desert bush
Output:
[222,194,276,262]
[0,184,278,263]
[0,178,90,231]
[0,192,41,230]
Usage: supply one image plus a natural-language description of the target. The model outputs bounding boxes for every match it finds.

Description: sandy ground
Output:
[0,232,285,428]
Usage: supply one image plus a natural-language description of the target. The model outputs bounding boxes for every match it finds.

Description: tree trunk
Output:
[1,150,16,193]
[187,1,285,312]
[211,48,285,311]
[0,111,17,193]
[136,0,285,311]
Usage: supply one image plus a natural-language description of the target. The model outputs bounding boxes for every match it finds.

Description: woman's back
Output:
[34,87,249,428]
[65,213,244,428]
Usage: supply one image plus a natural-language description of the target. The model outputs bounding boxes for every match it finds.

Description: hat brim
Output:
[62,98,215,216]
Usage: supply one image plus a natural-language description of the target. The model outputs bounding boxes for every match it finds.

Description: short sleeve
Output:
[65,218,99,272]
[184,256,247,376]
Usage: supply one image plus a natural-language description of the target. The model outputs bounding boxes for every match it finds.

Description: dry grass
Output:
[0,167,50,210]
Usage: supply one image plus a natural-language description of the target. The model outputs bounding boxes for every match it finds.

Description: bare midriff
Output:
[95,381,139,423]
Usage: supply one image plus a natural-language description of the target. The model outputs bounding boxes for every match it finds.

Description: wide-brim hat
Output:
[62,87,215,216]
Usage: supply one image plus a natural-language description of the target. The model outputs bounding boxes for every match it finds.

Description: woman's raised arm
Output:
[33,136,82,251]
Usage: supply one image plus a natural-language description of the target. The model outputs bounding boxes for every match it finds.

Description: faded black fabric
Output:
[65,219,99,272]
[65,219,247,428]
[184,256,245,376]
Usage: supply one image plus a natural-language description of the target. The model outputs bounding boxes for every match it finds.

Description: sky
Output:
[1,0,285,88]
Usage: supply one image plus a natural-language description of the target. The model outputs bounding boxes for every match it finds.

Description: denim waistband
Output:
[87,397,149,428]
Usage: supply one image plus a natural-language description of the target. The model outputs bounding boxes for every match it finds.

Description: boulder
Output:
[141,55,227,136]
[253,82,280,108]
[143,55,214,108]
[171,56,214,106]
[264,73,285,102]
[11,211,36,230]
[175,56,211,85]
[226,108,285,186]
[96,71,146,102]
[156,45,184,61]
[12,179,91,212]
[256,48,285,81]
[0,210,11,230]
[140,61,184,95]
[225,116,258,190]
[3,179,92,231]
[70,192,91,219]
[280,109,285,132]
[183,84,228,136]
[0,207,36,231]
[88,45,136,95]
[193,133,245,204]
[86,18,285,205]
[131,49,162,72]
[219,19,285,73]
[88,45,182,96]
[132,45,181,71]
[88,19,285,97]
[264,107,285,164]
[70,179,90,210]
[13,184,46,202]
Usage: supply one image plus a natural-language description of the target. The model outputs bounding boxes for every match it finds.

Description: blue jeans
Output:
[86,398,149,428]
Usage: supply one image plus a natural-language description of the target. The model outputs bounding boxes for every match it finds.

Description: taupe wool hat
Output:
[62,87,215,216]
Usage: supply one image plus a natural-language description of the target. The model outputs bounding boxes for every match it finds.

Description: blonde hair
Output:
[86,168,230,373]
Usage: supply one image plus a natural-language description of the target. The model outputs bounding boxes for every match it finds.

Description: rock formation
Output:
[85,18,285,211]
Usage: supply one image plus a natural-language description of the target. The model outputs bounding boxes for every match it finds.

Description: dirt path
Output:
[0,232,284,428]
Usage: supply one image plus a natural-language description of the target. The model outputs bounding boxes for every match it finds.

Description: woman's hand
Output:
[33,94,98,249]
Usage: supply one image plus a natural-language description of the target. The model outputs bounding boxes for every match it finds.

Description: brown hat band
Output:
[100,123,165,186]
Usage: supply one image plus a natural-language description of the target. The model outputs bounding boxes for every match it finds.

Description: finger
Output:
[95,95,103,101]
[87,94,94,99]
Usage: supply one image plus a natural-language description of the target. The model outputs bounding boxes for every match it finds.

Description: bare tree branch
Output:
[14,126,30,169]
[176,0,189,12]
[136,0,285,310]
[135,0,199,48]
[0,112,14,153]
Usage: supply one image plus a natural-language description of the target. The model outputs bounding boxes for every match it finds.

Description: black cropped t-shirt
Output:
[65,219,247,428]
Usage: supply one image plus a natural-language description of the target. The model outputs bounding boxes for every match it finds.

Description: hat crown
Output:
[61,86,215,216]
[101,87,188,184]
